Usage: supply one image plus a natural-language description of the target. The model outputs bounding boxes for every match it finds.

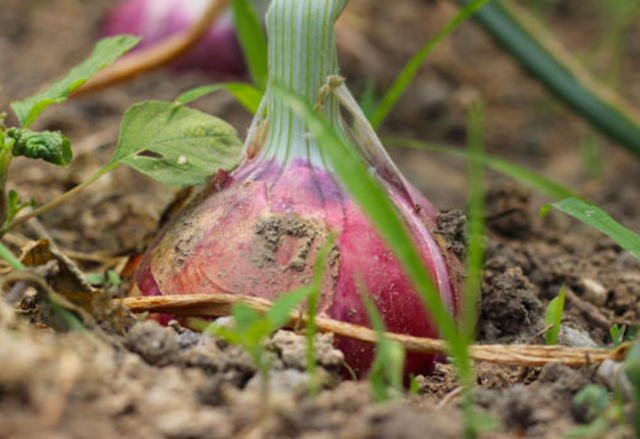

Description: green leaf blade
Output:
[112,101,243,186]
[230,0,269,90]
[265,286,313,331]
[175,83,263,114]
[545,286,565,346]
[11,35,140,128]
[453,0,640,158]
[387,138,582,201]
[371,0,493,128]
[546,198,640,262]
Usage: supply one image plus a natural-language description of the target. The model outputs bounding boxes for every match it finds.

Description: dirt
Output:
[1,0,640,438]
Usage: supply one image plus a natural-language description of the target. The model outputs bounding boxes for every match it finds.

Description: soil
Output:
[1,0,640,438]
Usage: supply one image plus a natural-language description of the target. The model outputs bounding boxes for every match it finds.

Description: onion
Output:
[102,0,253,76]
[133,0,462,378]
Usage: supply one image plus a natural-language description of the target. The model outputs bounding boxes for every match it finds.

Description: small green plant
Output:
[86,269,122,288]
[360,288,405,402]
[409,374,420,396]
[545,286,566,346]
[566,337,640,438]
[611,325,640,348]
[565,384,620,438]
[193,238,334,400]
[0,36,139,234]
[200,285,314,400]
[305,235,336,396]
[624,338,640,437]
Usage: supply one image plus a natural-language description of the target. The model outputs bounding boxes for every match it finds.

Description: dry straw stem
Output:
[70,0,229,97]
[119,293,628,367]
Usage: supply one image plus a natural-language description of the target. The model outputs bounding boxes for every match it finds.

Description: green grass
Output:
[370,0,495,129]
[306,235,336,396]
[387,138,581,201]
[459,100,488,438]
[544,286,565,346]
[230,0,269,90]
[541,198,640,262]
[0,241,25,270]
[278,83,492,437]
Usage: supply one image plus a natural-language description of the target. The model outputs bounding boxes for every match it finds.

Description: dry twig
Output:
[119,293,629,367]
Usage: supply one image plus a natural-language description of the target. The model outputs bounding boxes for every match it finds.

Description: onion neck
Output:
[242,0,348,174]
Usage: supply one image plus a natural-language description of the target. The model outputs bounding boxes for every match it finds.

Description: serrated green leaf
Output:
[8,128,72,167]
[543,198,640,262]
[175,83,263,114]
[11,35,140,128]
[112,101,243,186]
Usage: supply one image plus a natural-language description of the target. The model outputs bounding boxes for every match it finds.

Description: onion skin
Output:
[102,0,246,76]
[135,159,461,378]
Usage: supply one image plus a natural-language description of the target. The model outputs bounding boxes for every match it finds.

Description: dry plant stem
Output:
[70,0,228,98]
[120,293,629,367]
[3,163,118,235]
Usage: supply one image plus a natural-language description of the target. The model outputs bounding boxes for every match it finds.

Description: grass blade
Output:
[273,83,461,355]
[545,286,565,346]
[0,241,25,270]
[387,137,581,201]
[453,0,640,157]
[360,287,405,401]
[463,101,485,342]
[370,0,494,129]
[230,0,269,90]
[306,234,336,396]
[175,82,263,114]
[542,197,640,262]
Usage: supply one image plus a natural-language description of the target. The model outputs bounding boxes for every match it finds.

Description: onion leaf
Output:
[230,0,269,90]
[454,0,640,158]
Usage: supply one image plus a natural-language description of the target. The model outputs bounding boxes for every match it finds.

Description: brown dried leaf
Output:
[20,239,99,310]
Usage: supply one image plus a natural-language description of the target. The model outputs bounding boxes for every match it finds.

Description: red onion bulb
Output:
[133,0,462,379]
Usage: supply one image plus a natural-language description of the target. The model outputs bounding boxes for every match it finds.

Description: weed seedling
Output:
[545,286,566,345]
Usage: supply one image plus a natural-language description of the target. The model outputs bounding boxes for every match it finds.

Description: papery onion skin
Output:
[135,158,461,378]
[102,0,246,76]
